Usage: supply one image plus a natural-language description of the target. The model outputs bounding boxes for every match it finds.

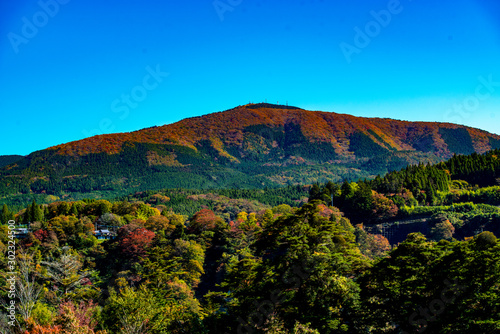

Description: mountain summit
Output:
[2,103,500,200]
[50,103,499,158]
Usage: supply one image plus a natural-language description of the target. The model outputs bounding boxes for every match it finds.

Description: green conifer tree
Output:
[31,200,44,222]
[23,204,31,224]
[1,204,10,224]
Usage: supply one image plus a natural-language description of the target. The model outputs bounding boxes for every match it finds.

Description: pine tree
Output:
[309,184,322,201]
[41,250,93,295]
[1,204,10,224]
[23,204,32,224]
[31,200,43,222]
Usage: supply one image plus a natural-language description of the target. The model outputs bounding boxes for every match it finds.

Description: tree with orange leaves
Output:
[119,227,155,260]
[187,209,225,234]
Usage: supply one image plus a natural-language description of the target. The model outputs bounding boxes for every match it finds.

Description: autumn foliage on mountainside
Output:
[47,103,500,158]
[2,104,500,203]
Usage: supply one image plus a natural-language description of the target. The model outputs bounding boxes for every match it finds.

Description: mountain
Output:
[0,155,24,168]
[1,103,500,203]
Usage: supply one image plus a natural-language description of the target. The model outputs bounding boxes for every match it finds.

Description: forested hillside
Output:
[0,155,23,168]
[1,103,500,207]
[1,149,500,333]
[309,148,500,242]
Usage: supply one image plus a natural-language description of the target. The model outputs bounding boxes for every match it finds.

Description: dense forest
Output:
[1,149,500,333]
[2,104,500,209]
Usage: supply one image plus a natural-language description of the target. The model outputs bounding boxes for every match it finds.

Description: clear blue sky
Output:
[1,0,499,156]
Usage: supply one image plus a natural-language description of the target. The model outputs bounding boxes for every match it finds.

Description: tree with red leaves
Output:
[29,229,59,250]
[187,209,224,234]
[119,227,155,260]
[33,229,49,242]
